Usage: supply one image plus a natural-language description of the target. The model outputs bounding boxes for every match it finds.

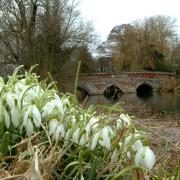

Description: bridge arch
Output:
[77,86,90,101]
[103,84,124,100]
[136,82,153,98]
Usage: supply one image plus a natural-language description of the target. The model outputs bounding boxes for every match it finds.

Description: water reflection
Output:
[86,93,180,114]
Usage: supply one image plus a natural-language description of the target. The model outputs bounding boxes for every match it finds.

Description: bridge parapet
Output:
[60,72,177,98]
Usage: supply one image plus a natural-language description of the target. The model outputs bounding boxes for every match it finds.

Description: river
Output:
[86,93,180,120]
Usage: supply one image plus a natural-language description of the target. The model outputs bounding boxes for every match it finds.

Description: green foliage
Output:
[0,131,9,156]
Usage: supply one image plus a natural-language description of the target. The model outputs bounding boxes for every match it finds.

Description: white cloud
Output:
[80,0,180,41]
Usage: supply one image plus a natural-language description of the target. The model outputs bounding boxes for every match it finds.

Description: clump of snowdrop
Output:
[0,65,156,179]
[0,66,66,137]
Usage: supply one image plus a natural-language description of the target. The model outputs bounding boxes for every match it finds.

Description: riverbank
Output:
[117,105,180,171]
[131,108,180,169]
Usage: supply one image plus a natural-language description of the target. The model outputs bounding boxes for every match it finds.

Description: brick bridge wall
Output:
[60,72,177,95]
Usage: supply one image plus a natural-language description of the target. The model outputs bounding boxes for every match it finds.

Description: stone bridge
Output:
[60,72,177,99]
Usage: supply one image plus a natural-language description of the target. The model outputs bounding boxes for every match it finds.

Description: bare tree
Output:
[0,0,94,78]
[102,16,178,72]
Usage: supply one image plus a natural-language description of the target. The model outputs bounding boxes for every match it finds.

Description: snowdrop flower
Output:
[135,146,155,169]
[26,119,34,136]
[120,114,131,124]
[123,133,143,152]
[90,131,99,150]
[127,151,131,159]
[2,93,20,128]
[117,114,131,129]
[5,92,16,109]
[31,105,41,127]
[85,117,99,134]
[91,126,113,150]
[53,99,64,114]
[14,79,26,93]
[49,119,65,140]
[42,98,64,118]
[72,127,80,144]
[3,107,10,128]
[64,129,71,146]
[19,85,44,104]
[21,105,41,136]
[99,126,111,149]
[23,88,39,103]
[49,119,58,135]
[132,140,143,152]
[10,106,20,127]
[79,133,89,146]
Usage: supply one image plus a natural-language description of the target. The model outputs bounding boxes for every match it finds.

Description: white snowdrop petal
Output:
[116,120,122,129]
[102,134,111,149]
[6,93,15,108]
[86,117,99,134]
[54,124,65,140]
[101,127,111,149]
[4,108,10,128]
[26,119,33,136]
[64,129,71,146]
[55,125,61,140]
[42,106,51,118]
[107,126,114,136]
[89,117,98,127]
[127,151,131,159]
[72,127,80,143]
[54,99,64,115]
[85,124,91,134]
[120,114,131,125]
[11,106,20,127]
[90,132,99,150]
[23,93,34,103]
[132,140,143,152]
[49,119,58,135]
[32,106,41,127]
[22,106,31,127]
[59,124,65,138]
[135,146,155,169]
[79,133,88,146]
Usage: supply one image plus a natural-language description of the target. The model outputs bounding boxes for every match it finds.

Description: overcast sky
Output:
[79,0,180,42]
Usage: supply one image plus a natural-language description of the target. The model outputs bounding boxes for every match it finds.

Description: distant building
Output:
[97,56,112,73]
